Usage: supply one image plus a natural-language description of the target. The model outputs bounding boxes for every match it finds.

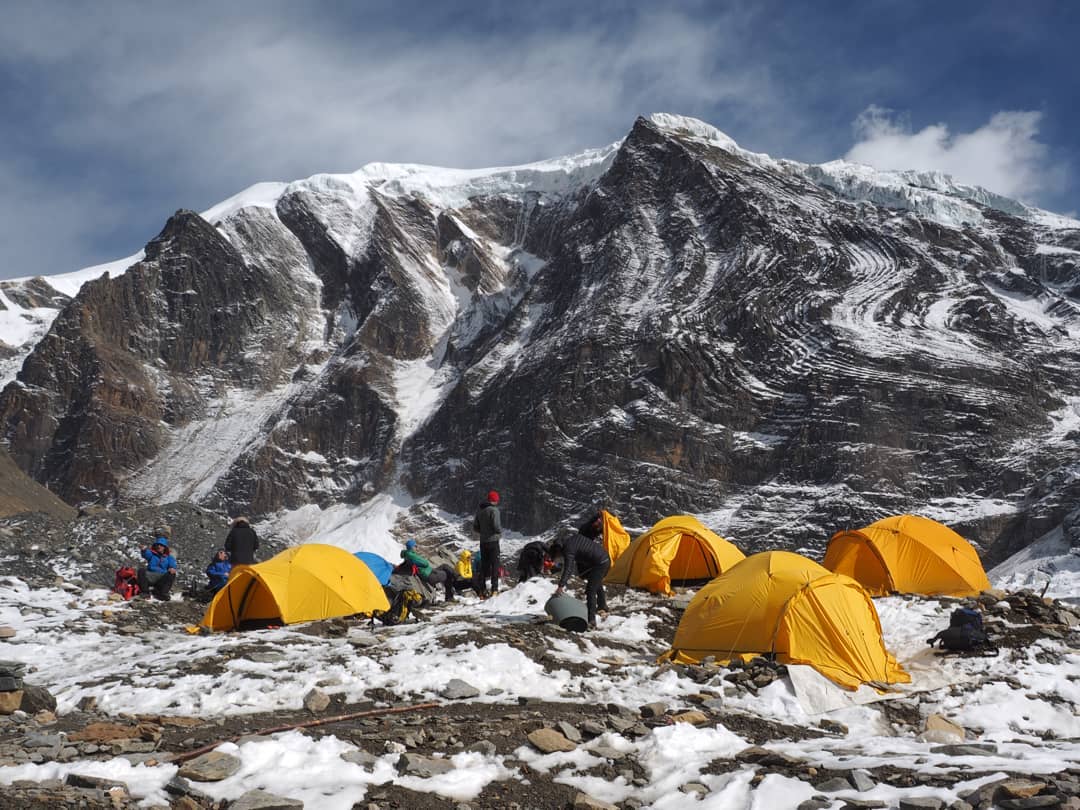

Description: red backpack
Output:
[113,567,140,600]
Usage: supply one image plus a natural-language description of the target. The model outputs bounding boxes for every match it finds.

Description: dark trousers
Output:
[138,568,176,600]
[479,540,501,593]
[582,561,610,625]
[424,564,457,600]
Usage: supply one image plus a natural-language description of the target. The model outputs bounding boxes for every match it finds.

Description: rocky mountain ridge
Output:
[1,114,1079,564]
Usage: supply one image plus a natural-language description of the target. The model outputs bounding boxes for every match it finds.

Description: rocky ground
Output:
[0,580,1077,809]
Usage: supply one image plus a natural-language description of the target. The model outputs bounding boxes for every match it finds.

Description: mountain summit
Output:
[1,114,1079,561]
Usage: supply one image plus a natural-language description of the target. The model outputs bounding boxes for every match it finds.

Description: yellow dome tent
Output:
[605,515,744,595]
[662,551,909,690]
[600,509,631,564]
[823,514,991,597]
[201,544,390,631]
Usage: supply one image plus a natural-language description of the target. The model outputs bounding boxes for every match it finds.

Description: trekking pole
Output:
[168,701,440,764]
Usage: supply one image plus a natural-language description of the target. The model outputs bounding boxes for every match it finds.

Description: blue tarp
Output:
[354,551,394,586]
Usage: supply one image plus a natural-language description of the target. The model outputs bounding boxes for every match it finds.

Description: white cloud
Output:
[845,105,1061,201]
[0,4,783,279]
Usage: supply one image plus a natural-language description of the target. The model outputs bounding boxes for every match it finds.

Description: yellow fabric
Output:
[662,551,909,690]
[823,514,991,597]
[605,515,745,595]
[600,510,631,564]
[456,558,473,579]
[201,544,390,631]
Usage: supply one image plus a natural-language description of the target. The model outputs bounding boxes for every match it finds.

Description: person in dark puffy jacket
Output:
[138,536,178,600]
[473,490,502,597]
[224,517,259,567]
[517,541,550,582]
[205,549,232,594]
[550,531,611,629]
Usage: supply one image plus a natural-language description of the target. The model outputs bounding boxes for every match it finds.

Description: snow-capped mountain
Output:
[1,113,1079,563]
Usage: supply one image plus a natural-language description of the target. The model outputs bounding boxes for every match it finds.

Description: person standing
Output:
[550,529,611,629]
[473,490,502,597]
[224,516,260,576]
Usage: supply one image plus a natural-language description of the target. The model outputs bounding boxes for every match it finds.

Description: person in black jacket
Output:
[224,516,260,567]
[550,530,611,629]
[517,541,550,582]
[473,491,502,597]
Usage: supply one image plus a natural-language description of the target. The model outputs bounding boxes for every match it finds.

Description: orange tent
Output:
[662,551,909,690]
[823,514,990,597]
[600,510,631,564]
[605,515,744,595]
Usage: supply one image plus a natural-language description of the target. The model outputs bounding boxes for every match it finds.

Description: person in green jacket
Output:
[401,539,457,602]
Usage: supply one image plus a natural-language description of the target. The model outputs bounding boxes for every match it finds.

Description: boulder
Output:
[671,710,708,725]
[0,690,23,714]
[303,688,330,713]
[920,714,965,744]
[573,794,619,810]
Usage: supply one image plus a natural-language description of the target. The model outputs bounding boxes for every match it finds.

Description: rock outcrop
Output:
[2,114,1079,560]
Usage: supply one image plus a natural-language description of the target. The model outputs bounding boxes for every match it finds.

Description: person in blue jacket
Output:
[137,535,178,600]
[205,549,232,594]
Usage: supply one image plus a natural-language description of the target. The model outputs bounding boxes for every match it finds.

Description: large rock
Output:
[19,684,57,715]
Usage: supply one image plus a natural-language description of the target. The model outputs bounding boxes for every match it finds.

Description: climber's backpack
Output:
[928,606,996,655]
[376,589,423,626]
[112,567,140,601]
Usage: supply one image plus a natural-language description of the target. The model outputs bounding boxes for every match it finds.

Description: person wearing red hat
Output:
[473,490,502,597]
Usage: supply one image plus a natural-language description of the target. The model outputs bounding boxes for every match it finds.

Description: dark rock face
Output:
[2,115,1080,562]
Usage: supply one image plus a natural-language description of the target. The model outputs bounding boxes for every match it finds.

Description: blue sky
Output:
[0,0,1077,281]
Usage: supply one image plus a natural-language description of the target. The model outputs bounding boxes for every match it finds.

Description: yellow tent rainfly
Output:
[605,515,744,595]
[200,543,390,631]
[823,514,991,597]
[662,551,909,691]
[600,509,631,564]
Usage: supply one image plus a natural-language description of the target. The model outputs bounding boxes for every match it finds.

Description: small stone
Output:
[702,699,725,711]
[0,627,15,639]
[680,782,708,795]
[998,779,1049,799]
[228,788,304,810]
[303,688,330,713]
[65,773,130,791]
[346,631,380,648]
[671,710,708,725]
[589,744,627,761]
[556,721,582,742]
[177,750,243,782]
[528,727,577,753]
[897,798,946,810]
[920,714,965,744]
[466,740,497,757]
[342,749,379,767]
[639,701,668,718]
[996,799,1061,810]
[77,696,98,712]
[850,769,876,792]
[580,720,606,737]
[397,752,454,777]
[797,801,831,810]
[0,690,23,714]
[441,679,481,700]
[929,744,997,757]
[816,776,853,792]
[573,793,619,810]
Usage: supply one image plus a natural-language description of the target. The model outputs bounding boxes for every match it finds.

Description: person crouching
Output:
[138,536,178,600]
